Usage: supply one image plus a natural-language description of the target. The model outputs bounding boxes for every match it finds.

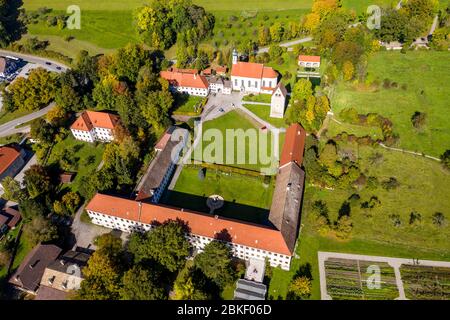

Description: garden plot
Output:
[401,265,450,300]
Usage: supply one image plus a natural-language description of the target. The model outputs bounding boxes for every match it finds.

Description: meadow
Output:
[332,50,450,158]
[22,0,314,58]
[268,140,450,299]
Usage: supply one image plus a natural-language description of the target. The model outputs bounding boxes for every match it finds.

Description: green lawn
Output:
[46,134,105,193]
[332,50,450,157]
[242,104,288,129]
[242,94,272,104]
[0,133,25,145]
[173,95,204,116]
[268,141,450,299]
[0,109,35,126]
[164,166,275,224]
[0,226,33,289]
[193,110,282,172]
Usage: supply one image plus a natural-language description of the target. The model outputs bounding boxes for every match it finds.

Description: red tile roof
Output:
[231,62,277,79]
[298,55,321,63]
[280,124,306,167]
[0,146,21,175]
[70,111,120,132]
[86,194,292,256]
[160,69,209,89]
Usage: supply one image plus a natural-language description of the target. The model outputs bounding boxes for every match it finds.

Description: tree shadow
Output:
[2,0,27,44]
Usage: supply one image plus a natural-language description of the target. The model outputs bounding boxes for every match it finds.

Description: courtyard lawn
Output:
[46,135,105,194]
[332,50,450,157]
[193,110,281,172]
[242,104,288,129]
[242,94,271,104]
[164,166,275,225]
[268,141,450,299]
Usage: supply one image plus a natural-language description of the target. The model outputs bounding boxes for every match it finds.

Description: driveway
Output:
[0,102,56,137]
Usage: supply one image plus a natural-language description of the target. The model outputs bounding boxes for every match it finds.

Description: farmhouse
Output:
[298,55,321,68]
[135,126,189,203]
[161,68,209,97]
[270,82,288,119]
[231,49,278,94]
[0,145,26,183]
[85,123,307,271]
[70,111,120,143]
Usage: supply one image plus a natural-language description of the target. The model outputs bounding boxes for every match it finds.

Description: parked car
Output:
[45,62,52,65]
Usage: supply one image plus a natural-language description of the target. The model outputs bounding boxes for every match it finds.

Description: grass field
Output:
[0,109,34,126]
[173,95,205,115]
[192,110,282,172]
[332,50,450,157]
[46,135,105,193]
[341,0,397,14]
[268,140,450,299]
[242,104,288,128]
[22,0,313,57]
[164,166,275,224]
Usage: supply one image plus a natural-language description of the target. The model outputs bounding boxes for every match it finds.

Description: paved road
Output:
[0,102,56,137]
[0,49,69,73]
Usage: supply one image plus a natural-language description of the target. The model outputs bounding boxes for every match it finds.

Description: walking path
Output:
[318,251,450,300]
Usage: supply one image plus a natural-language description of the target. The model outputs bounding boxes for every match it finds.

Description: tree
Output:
[23,216,58,246]
[411,111,427,130]
[303,12,321,31]
[0,176,25,202]
[55,84,82,112]
[111,44,152,83]
[194,241,235,287]
[288,276,312,299]
[342,60,354,81]
[268,45,284,61]
[0,0,26,47]
[61,192,81,214]
[135,0,215,50]
[23,165,53,199]
[46,105,67,126]
[257,26,271,46]
[76,250,123,300]
[334,215,353,239]
[441,150,450,170]
[120,265,166,300]
[173,264,213,300]
[269,22,284,43]
[129,220,191,272]
[292,78,313,103]
[140,89,173,133]
[432,212,445,227]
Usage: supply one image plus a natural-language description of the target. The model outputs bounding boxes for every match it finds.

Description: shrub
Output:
[381,177,400,190]
[389,214,401,227]
[411,111,427,130]
[432,212,445,227]
[441,150,450,170]
[409,211,422,225]
[382,78,391,89]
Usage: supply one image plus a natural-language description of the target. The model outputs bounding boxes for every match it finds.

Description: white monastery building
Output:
[160,68,209,97]
[298,55,321,69]
[85,124,307,271]
[70,111,120,143]
[231,49,278,94]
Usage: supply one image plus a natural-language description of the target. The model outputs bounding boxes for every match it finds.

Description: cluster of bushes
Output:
[9,38,73,65]
[311,200,353,240]
[22,7,67,30]
[337,108,399,146]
